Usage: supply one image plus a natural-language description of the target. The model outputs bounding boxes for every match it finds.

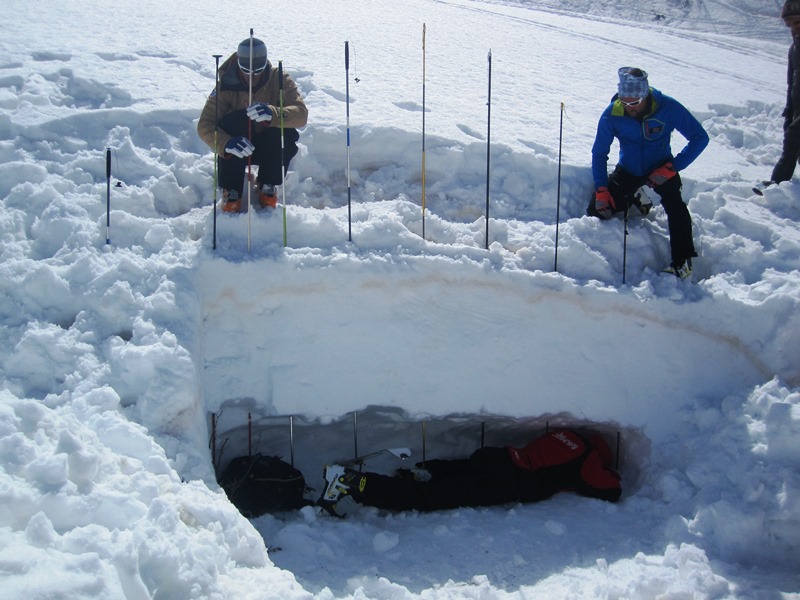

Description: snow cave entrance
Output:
[207,403,648,512]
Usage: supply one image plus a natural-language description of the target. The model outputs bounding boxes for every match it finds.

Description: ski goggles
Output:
[619,97,646,107]
[238,60,267,75]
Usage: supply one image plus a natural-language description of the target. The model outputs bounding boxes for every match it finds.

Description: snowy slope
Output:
[0,0,799,598]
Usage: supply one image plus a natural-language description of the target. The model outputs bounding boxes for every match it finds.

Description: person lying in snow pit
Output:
[318,429,621,516]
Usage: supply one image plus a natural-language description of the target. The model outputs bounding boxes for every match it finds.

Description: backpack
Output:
[219,454,309,517]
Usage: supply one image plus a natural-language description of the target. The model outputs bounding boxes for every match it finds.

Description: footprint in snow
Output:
[457,123,485,140]
[393,100,429,113]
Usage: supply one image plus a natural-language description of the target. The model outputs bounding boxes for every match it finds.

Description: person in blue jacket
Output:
[588,67,709,279]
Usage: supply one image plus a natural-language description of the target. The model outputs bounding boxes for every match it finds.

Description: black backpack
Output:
[219,454,309,517]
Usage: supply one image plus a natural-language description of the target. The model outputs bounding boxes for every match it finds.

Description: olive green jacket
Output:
[197,53,308,154]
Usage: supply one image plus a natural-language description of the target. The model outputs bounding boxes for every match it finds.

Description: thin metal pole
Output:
[210,413,217,469]
[554,102,564,272]
[623,202,630,284]
[485,50,492,250]
[352,411,359,462]
[421,24,427,240]
[345,41,352,242]
[212,54,222,250]
[279,61,287,247]
[247,29,254,253]
[105,147,111,245]
[289,415,295,467]
[421,421,427,465]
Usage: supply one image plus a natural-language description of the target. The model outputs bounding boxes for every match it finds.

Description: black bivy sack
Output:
[219,454,310,517]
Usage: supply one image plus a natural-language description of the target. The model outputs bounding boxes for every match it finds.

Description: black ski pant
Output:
[771,114,800,184]
[587,166,697,266]
[358,447,520,512]
[217,109,300,195]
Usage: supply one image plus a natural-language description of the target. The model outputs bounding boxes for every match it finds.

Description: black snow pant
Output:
[358,447,521,512]
[587,166,697,266]
[217,109,300,196]
[771,114,800,184]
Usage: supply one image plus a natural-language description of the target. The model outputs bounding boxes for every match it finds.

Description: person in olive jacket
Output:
[197,37,308,212]
[588,67,709,280]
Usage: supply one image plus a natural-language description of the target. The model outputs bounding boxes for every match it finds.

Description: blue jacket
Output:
[591,88,709,188]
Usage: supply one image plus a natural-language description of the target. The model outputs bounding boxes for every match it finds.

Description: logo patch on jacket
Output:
[644,118,666,140]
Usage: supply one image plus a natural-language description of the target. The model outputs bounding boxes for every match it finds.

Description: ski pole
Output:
[247,29,254,254]
[421,24,427,241]
[622,198,629,284]
[345,41,352,242]
[279,60,287,247]
[554,102,564,272]
[485,50,492,250]
[212,54,222,251]
[105,147,111,245]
